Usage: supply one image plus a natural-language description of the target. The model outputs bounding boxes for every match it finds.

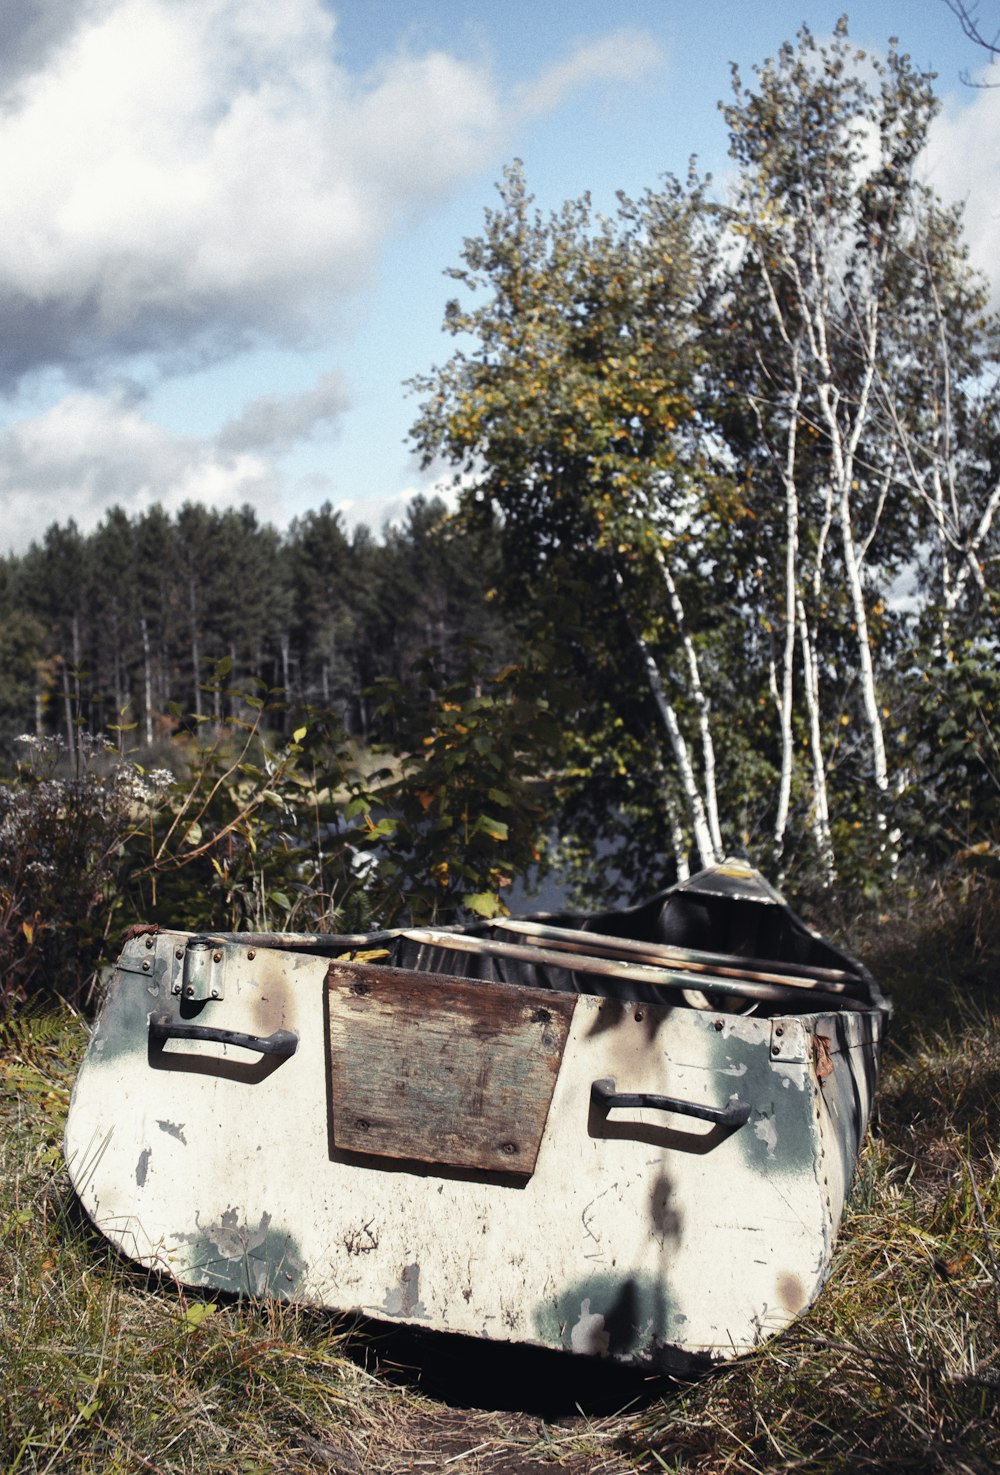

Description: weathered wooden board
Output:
[325,960,575,1175]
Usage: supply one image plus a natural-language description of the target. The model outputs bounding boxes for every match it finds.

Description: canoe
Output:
[64,858,887,1371]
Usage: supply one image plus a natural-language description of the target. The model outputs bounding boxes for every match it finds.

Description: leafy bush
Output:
[120,689,371,937]
[0,655,558,1012]
[351,653,557,924]
[0,735,171,1014]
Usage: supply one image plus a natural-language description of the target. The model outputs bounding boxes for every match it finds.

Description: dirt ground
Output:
[324,1322,669,1473]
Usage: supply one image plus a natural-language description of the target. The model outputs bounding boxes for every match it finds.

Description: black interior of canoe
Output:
[208,867,887,1017]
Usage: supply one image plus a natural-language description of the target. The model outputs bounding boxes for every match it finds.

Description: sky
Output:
[0,0,997,555]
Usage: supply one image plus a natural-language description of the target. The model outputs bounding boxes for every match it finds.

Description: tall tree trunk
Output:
[280,633,291,699]
[189,578,202,718]
[654,548,724,858]
[613,565,718,868]
[797,598,835,883]
[61,657,75,761]
[140,616,154,747]
[71,613,82,719]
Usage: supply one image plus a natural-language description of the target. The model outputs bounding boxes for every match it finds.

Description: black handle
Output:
[149,1013,298,1057]
[591,1077,750,1129]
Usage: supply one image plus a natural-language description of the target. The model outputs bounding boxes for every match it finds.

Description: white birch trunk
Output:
[653,547,724,858]
[632,621,718,869]
[770,372,802,859]
[796,597,835,883]
[614,565,718,868]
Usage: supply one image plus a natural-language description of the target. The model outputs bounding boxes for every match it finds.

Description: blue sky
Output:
[0,0,995,552]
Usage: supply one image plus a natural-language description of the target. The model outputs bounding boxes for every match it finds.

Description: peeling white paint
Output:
[770,1060,809,1091]
[754,1112,778,1158]
[570,1298,610,1356]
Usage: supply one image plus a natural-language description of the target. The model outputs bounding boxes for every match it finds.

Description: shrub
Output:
[0,735,171,1013]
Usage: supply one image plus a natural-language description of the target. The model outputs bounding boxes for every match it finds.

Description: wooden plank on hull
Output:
[325,960,575,1176]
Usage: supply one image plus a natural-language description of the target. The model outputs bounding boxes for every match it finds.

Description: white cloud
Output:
[0,389,279,551]
[924,81,1000,305]
[332,476,460,536]
[0,0,658,387]
[517,29,664,118]
[0,0,108,90]
[217,371,349,452]
[0,1,662,547]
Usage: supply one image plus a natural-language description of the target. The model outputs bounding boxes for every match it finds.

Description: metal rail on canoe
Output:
[159,921,868,1010]
[399,927,860,1009]
[491,919,861,992]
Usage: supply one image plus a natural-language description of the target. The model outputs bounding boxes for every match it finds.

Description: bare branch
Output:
[944,1,1000,84]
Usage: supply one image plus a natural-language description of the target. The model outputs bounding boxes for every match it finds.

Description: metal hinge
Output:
[169,936,226,1002]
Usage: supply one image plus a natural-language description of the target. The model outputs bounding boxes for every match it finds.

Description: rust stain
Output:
[814,1035,835,1079]
[776,1272,806,1315]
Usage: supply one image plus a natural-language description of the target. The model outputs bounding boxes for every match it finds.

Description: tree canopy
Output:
[411,18,1000,894]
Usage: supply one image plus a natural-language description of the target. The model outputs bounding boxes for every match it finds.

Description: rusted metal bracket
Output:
[117,934,161,979]
[769,1019,809,1065]
[169,936,226,1002]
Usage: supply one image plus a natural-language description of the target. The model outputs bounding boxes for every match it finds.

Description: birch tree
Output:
[409,165,729,873]
[717,20,954,875]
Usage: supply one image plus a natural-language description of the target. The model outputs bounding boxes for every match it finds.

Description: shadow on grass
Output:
[345,1317,675,1418]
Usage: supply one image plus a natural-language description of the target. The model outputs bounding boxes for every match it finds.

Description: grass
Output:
[1,878,998,1473]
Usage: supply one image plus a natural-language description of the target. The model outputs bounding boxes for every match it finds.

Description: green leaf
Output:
[478,815,509,841]
[183,1301,217,1329]
[293,725,308,743]
[182,821,203,848]
[268,890,292,910]
[463,891,505,918]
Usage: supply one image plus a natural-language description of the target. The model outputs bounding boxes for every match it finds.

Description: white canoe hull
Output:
[66,922,883,1369]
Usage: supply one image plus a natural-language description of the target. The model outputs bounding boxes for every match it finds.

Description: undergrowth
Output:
[622,876,1000,1473]
[1,879,998,1472]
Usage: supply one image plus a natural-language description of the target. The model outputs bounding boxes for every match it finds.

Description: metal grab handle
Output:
[591,1077,750,1129]
[149,1013,298,1057]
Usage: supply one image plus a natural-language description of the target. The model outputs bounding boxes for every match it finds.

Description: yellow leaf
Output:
[183,1302,217,1329]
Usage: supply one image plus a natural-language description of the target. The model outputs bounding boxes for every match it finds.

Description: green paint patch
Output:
[532,1272,678,1361]
[176,1209,308,1298]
